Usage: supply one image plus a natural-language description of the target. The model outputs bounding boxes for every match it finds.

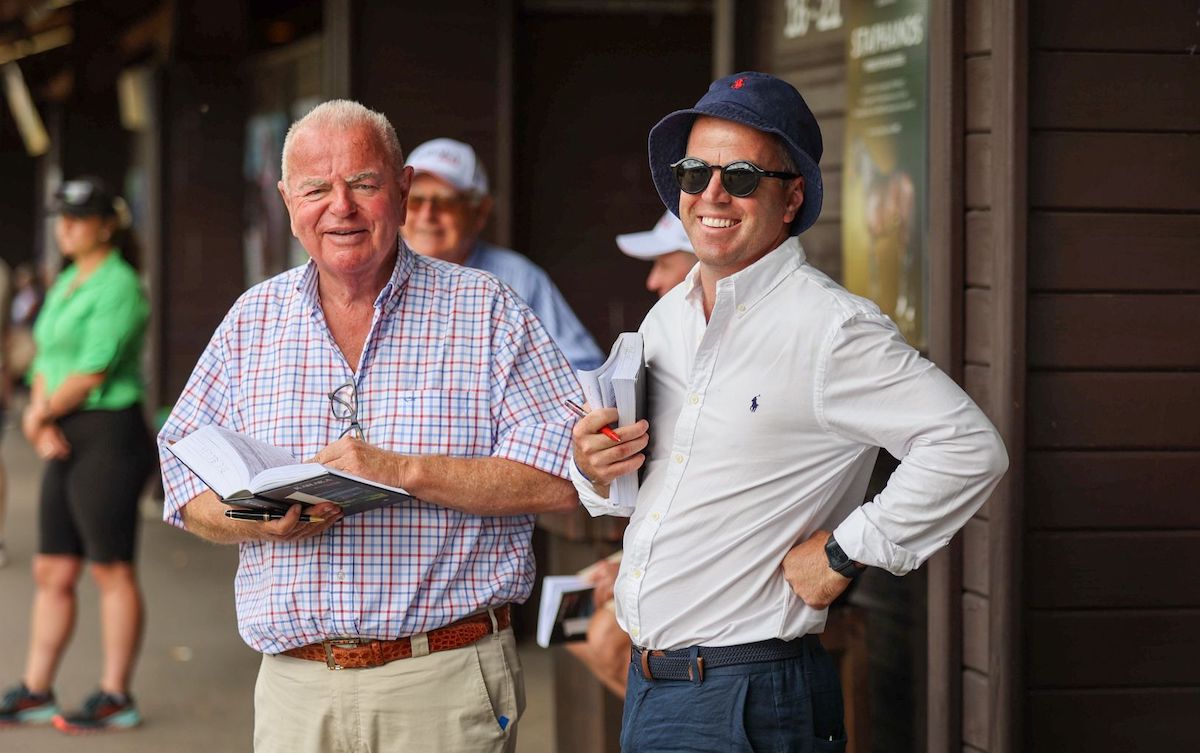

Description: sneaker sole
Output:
[52,709,142,735]
[0,705,60,726]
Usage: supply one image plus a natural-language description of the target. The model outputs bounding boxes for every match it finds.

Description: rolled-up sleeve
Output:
[487,292,579,479]
[818,314,1009,575]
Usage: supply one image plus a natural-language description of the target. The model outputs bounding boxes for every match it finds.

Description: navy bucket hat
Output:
[648,71,824,237]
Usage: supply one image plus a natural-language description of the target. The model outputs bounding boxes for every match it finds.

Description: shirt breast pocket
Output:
[372,389,494,457]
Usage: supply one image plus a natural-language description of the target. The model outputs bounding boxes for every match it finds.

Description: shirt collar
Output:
[295,238,415,312]
[684,236,807,314]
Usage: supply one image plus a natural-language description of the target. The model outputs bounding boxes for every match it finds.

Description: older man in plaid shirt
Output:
[158,100,580,753]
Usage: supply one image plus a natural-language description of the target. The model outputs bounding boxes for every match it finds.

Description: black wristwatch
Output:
[824,534,865,579]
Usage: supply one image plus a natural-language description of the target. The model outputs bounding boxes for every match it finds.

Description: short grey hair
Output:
[280,99,404,187]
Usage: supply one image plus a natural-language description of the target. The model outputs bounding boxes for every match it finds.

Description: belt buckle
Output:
[322,638,366,670]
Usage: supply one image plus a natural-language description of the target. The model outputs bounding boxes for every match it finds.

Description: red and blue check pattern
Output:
[159,246,578,653]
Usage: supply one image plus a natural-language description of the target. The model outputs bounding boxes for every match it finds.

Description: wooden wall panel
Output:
[964,134,990,209]
[780,71,846,118]
[1031,52,1200,131]
[964,289,991,364]
[1028,373,1200,448]
[1032,0,1200,52]
[1027,451,1200,529]
[962,670,988,749]
[962,519,989,595]
[355,5,501,172]
[1029,532,1200,608]
[1029,689,1200,750]
[961,593,988,672]
[964,57,991,133]
[1028,294,1200,369]
[1028,610,1200,686]
[965,211,992,287]
[1029,132,1200,211]
[161,63,248,400]
[1028,213,1200,292]
[964,0,991,55]
[1024,2,1200,750]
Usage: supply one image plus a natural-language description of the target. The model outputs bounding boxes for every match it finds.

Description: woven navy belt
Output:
[632,635,818,682]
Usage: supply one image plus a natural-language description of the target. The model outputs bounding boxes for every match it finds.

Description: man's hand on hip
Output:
[781,530,853,610]
[571,404,649,496]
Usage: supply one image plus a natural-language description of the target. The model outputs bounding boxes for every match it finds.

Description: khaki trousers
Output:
[254,627,524,753]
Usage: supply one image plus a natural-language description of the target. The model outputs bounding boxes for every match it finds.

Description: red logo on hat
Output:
[731,78,745,89]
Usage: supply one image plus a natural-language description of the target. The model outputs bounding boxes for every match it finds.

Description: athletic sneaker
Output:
[52,690,141,734]
[0,683,59,726]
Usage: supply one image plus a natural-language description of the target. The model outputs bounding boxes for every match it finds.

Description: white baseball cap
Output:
[405,138,489,195]
[615,211,695,260]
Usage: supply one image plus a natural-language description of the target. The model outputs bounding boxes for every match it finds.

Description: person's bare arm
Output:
[38,372,106,420]
[179,489,343,544]
[312,437,577,515]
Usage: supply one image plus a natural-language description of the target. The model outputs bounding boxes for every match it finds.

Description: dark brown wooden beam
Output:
[926,0,966,751]
[988,0,1028,751]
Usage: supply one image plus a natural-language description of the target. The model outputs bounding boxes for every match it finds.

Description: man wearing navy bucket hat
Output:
[570,72,1008,751]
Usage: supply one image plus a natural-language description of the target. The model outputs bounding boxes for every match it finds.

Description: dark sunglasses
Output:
[670,157,801,198]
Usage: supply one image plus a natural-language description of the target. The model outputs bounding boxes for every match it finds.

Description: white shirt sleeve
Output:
[570,459,636,518]
[818,314,1009,575]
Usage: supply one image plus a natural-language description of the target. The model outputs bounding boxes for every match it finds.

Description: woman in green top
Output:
[0,177,153,734]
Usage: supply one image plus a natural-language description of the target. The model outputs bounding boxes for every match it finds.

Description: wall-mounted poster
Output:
[842,0,928,349]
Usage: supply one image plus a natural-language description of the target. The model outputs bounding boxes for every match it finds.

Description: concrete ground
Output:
[0,414,554,753]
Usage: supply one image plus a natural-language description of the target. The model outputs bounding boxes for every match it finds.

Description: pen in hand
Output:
[224,509,326,524]
[563,399,622,442]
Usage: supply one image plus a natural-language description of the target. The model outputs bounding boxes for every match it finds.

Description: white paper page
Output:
[167,425,257,498]
[537,575,590,648]
[209,425,298,476]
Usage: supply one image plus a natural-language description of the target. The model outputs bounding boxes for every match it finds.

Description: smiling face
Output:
[678,116,805,284]
[400,173,491,265]
[278,122,411,284]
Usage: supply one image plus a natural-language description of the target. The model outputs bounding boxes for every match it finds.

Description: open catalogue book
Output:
[576,331,645,508]
[167,424,414,515]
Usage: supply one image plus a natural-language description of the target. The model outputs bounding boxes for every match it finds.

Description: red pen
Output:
[563,399,622,442]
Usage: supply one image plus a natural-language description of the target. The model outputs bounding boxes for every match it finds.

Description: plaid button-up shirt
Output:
[159,245,578,653]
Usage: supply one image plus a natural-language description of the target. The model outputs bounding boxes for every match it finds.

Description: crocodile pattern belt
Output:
[281,605,511,670]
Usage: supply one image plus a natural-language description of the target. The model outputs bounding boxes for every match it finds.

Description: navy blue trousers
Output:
[620,636,847,753]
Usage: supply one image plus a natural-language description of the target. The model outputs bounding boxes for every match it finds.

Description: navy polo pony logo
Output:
[750,394,761,413]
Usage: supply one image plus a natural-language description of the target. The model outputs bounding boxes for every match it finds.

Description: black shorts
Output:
[39,405,155,563]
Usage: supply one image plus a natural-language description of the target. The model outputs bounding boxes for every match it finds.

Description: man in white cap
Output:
[616,211,697,298]
[402,138,604,370]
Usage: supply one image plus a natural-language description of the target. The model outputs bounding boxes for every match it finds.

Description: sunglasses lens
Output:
[674,160,712,194]
[721,164,761,197]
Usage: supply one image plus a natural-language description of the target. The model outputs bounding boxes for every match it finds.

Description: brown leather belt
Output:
[281,605,511,670]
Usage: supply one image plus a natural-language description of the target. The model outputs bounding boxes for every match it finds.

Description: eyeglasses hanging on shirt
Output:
[328,380,367,441]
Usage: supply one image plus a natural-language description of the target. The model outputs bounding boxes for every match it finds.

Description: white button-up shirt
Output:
[572,238,1007,650]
